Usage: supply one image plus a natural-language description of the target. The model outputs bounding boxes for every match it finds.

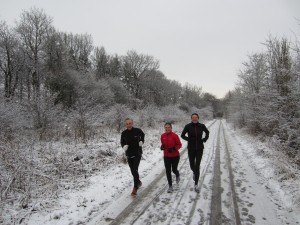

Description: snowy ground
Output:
[25,122,188,225]
[225,122,300,225]
[25,120,300,225]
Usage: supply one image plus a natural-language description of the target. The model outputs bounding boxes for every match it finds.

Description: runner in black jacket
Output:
[121,118,145,196]
[181,113,209,193]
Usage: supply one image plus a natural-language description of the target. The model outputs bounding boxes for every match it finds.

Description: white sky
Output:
[0,0,299,98]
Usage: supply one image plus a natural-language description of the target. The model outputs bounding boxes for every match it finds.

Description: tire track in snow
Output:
[209,121,242,225]
[130,150,191,225]
[222,121,284,225]
[209,121,223,225]
[222,121,242,225]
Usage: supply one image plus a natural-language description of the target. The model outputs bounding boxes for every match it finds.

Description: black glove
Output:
[167,147,176,153]
[160,145,165,151]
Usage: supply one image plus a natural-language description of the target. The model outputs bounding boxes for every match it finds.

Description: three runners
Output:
[121,113,209,195]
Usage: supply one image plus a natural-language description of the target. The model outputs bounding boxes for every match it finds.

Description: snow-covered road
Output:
[27,120,300,225]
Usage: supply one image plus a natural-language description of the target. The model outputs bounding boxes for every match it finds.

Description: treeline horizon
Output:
[1,6,299,161]
[0,7,220,111]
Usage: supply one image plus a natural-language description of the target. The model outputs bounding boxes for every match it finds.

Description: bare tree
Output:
[237,53,268,133]
[44,28,66,74]
[62,33,93,73]
[16,7,52,100]
[265,37,292,97]
[181,83,203,108]
[92,46,109,80]
[139,70,181,106]
[108,54,122,78]
[0,21,24,100]
[122,50,159,99]
[226,36,300,159]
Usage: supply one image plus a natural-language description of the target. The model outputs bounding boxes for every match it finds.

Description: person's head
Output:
[191,113,199,123]
[164,122,172,133]
[125,118,133,130]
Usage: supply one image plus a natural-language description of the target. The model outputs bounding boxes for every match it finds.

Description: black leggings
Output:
[164,156,180,186]
[188,149,203,185]
[127,155,141,188]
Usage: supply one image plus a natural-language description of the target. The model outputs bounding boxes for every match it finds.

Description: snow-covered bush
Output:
[138,105,163,128]
[160,105,186,124]
[225,37,300,162]
[104,104,131,133]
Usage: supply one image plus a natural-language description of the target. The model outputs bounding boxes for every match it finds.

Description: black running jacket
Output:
[181,122,209,151]
[121,127,145,157]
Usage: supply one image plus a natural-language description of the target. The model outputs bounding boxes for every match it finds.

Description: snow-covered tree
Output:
[92,46,109,80]
[16,7,53,100]
[0,21,24,100]
[121,50,159,99]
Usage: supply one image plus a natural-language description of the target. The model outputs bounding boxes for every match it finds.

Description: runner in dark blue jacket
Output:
[181,113,209,193]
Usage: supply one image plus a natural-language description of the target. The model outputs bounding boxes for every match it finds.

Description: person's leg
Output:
[171,156,180,177]
[132,155,141,188]
[127,157,135,184]
[135,155,142,187]
[188,149,196,174]
[171,156,180,184]
[164,157,172,186]
[194,150,204,185]
[128,156,141,188]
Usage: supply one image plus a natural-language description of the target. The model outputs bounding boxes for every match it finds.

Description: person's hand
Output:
[160,145,165,150]
[123,145,129,151]
[139,141,143,147]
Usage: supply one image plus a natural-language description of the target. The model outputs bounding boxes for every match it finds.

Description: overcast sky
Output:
[0,0,299,98]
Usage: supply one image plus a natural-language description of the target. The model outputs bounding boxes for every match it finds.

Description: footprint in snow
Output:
[247,202,254,207]
[240,187,247,193]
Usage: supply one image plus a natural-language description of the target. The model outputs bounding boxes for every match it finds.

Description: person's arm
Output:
[160,135,165,150]
[202,124,209,142]
[120,132,126,147]
[141,129,145,143]
[181,125,189,141]
[139,129,145,144]
[175,134,182,150]
[137,128,145,147]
